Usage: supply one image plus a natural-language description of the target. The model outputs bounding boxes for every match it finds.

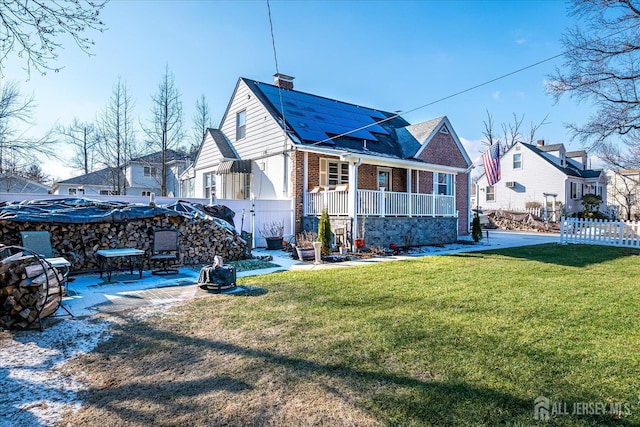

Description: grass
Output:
[63,244,640,426]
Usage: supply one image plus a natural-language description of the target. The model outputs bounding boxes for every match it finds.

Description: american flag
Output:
[482,143,501,186]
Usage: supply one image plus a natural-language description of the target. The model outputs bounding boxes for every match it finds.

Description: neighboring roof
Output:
[0,174,51,194]
[538,143,565,152]
[130,149,190,164]
[520,143,602,179]
[57,167,124,186]
[242,78,413,159]
[566,150,587,158]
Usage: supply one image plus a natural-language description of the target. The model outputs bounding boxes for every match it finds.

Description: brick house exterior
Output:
[186,74,473,248]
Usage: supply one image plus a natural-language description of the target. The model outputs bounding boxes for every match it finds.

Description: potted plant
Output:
[354,216,366,250]
[261,220,285,250]
[294,231,316,261]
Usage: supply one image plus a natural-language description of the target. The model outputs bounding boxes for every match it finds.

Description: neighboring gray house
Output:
[0,173,51,194]
[54,150,191,197]
[476,140,607,217]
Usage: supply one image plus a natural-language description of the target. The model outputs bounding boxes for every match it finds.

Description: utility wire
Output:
[307,21,640,147]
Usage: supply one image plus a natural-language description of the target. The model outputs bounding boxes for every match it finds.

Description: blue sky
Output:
[3,0,593,180]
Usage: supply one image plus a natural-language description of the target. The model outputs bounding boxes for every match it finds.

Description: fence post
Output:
[560,216,565,243]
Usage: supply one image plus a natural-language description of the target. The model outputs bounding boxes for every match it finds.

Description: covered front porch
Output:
[304,188,456,217]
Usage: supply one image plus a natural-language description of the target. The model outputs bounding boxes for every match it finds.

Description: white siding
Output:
[220,80,291,160]
[477,143,568,211]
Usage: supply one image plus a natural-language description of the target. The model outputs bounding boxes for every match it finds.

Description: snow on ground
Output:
[0,230,559,427]
[0,318,111,427]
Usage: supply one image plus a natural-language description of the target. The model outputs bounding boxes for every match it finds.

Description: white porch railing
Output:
[304,189,456,217]
[560,217,640,247]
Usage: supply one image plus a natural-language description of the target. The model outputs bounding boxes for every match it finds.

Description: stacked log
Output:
[486,210,560,233]
[0,250,63,329]
[0,214,247,272]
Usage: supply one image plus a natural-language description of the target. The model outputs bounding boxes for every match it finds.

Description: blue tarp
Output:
[0,198,237,233]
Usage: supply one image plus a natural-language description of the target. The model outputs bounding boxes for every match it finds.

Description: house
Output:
[476,140,607,219]
[0,173,51,194]
[606,168,640,220]
[54,150,191,197]
[184,74,473,248]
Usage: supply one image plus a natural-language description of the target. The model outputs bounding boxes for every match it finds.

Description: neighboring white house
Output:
[606,168,640,220]
[54,150,191,197]
[0,173,51,194]
[182,73,473,248]
[476,140,607,217]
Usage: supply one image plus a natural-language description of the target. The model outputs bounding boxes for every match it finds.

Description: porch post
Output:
[303,152,308,215]
[452,173,456,216]
[407,169,413,217]
[348,159,360,243]
[379,186,386,217]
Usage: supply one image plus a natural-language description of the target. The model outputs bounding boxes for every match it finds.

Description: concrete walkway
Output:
[59,230,559,317]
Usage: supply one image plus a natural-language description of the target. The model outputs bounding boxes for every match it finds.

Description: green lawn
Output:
[69,244,640,426]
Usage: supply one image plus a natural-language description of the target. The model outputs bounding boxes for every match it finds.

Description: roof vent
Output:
[274,73,294,90]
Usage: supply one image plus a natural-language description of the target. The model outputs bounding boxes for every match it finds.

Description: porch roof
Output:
[297,145,471,174]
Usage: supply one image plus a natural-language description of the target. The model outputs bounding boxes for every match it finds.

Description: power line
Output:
[308,21,640,147]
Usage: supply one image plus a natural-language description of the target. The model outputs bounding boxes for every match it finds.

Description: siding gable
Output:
[219,79,293,160]
[193,130,225,171]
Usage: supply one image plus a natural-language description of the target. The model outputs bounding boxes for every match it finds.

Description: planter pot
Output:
[296,247,315,261]
[354,238,365,249]
[265,237,283,250]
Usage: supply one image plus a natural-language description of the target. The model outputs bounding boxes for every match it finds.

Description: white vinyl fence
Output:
[560,217,640,248]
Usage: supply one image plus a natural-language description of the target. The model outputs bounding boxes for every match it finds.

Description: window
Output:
[144,166,158,177]
[436,173,453,195]
[181,178,195,198]
[570,182,583,199]
[319,159,349,187]
[513,153,522,169]
[68,188,77,195]
[223,173,251,200]
[141,191,152,197]
[204,172,216,199]
[378,168,392,191]
[99,190,119,195]
[486,186,495,202]
[236,110,246,140]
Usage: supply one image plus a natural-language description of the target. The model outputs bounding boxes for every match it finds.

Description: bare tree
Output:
[143,64,184,196]
[608,169,640,220]
[191,94,214,155]
[22,163,49,183]
[97,78,137,194]
[56,118,99,175]
[547,0,640,164]
[0,81,56,173]
[482,110,548,152]
[0,0,108,76]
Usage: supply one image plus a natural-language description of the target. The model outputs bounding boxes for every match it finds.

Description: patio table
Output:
[95,248,146,282]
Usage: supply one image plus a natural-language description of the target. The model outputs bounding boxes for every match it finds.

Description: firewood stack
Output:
[0,249,63,329]
[0,215,248,272]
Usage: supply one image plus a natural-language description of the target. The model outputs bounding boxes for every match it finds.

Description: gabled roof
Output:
[0,173,51,194]
[242,78,412,159]
[520,143,602,179]
[208,128,239,160]
[57,167,124,186]
[129,149,190,164]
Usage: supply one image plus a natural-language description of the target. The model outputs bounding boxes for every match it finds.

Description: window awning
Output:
[215,160,252,175]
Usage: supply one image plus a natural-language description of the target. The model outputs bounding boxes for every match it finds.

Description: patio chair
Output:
[149,228,180,275]
[19,230,77,267]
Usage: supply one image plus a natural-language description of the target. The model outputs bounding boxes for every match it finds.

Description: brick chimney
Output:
[273,73,294,90]
[537,139,545,147]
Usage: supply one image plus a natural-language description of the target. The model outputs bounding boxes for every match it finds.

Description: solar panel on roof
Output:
[256,81,392,142]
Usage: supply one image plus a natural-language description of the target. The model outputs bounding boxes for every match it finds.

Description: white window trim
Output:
[434,172,453,196]
[513,153,522,170]
[485,186,495,202]
[377,167,392,191]
[236,110,246,140]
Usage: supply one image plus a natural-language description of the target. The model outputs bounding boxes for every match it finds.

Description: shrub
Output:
[525,201,542,209]
[318,209,332,255]
[472,212,483,242]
